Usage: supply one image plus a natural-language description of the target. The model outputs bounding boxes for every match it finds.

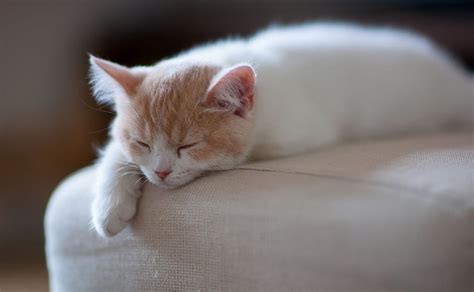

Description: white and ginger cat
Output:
[89,22,473,237]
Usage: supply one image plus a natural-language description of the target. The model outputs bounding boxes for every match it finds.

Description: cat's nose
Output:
[155,170,171,181]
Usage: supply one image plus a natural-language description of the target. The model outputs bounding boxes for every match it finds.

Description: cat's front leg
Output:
[91,142,144,237]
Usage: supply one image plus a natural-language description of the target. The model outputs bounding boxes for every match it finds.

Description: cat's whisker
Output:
[120,171,143,178]
[135,175,148,187]
[117,163,140,171]
[117,168,141,175]
[117,166,133,172]
[80,97,115,115]
[89,127,110,134]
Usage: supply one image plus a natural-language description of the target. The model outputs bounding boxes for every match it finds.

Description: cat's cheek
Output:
[122,143,147,163]
[187,146,218,162]
[115,143,133,162]
[181,150,200,163]
[127,143,142,156]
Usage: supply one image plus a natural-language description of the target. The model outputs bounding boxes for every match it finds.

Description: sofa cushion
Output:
[45,132,473,291]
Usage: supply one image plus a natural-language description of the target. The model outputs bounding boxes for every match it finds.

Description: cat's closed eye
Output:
[177,142,199,157]
[136,140,151,151]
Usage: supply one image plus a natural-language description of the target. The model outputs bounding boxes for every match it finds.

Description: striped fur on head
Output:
[90,56,256,188]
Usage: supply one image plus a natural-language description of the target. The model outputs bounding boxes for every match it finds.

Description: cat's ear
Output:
[89,55,146,104]
[205,64,256,117]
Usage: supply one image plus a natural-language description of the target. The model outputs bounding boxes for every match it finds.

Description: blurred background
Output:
[0,0,473,290]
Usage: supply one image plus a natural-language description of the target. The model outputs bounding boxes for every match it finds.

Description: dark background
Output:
[0,0,473,290]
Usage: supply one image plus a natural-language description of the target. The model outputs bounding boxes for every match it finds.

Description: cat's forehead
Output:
[129,62,221,141]
[141,62,219,98]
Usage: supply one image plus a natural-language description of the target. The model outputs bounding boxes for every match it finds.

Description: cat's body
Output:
[183,23,473,159]
[89,22,473,237]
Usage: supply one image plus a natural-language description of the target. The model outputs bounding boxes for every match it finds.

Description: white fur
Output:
[90,22,473,236]
[181,22,473,159]
[91,142,143,236]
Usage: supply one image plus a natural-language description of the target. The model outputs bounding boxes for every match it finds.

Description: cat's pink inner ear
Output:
[206,64,256,117]
[90,56,144,95]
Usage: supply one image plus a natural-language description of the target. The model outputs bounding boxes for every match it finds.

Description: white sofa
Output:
[45,132,473,291]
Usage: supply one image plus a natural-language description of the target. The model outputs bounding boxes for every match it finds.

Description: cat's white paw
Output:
[91,190,138,237]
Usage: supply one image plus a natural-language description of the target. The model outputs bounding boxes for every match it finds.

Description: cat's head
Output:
[89,56,257,188]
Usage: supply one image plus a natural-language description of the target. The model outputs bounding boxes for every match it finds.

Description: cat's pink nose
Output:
[155,170,171,181]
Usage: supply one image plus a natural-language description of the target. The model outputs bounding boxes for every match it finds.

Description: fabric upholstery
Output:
[45,132,473,291]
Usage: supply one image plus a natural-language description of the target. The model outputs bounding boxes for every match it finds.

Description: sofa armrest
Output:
[45,132,473,291]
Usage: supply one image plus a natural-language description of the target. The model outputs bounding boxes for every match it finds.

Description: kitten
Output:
[89,22,473,237]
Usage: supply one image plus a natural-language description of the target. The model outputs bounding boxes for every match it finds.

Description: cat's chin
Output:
[154,182,182,190]
[147,177,194,190]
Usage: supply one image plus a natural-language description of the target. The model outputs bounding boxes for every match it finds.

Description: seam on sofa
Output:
[233,166,462,198]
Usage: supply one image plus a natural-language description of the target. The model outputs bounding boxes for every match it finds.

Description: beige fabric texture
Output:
[45,132,474,292]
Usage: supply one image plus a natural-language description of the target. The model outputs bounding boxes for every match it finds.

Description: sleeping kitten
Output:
[89,22,473,237]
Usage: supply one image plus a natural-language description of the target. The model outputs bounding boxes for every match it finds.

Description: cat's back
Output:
[246,22,465,74]
[180,22,450,69]
[249,22,435,52]
[245,23,472,159]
